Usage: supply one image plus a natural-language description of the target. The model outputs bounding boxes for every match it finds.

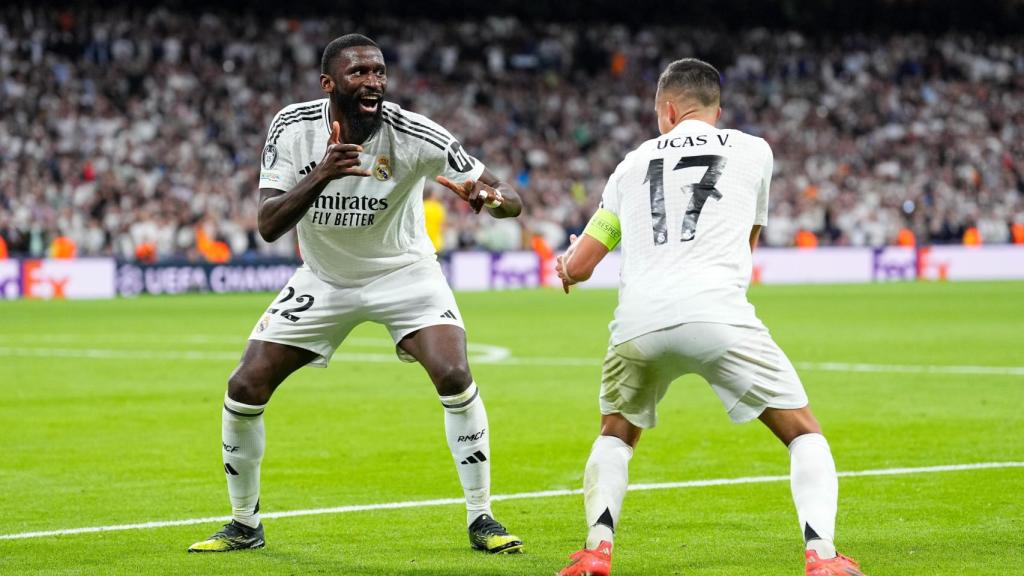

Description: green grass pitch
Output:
[1,281,1022,575]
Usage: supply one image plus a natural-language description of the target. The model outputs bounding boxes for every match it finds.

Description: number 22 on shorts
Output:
[267,286,315,322]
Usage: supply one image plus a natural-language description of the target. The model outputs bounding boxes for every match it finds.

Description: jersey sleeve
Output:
[437,138,485,182]
[599,157,629,216]
[581,159,629,249]
[415,121,485,182]
[258,111,299,192]
[754,140,773,226]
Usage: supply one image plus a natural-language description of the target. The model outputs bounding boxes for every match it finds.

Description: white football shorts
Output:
[600,322,808,428]
[249,257,463,367]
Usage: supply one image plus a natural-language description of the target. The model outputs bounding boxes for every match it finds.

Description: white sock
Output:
[222,393,266,529]
[584,435,633,549]
[789,433,838,559]
[440,383,492,525]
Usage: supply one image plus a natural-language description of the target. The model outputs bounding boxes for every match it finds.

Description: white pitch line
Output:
[796,361,1024,376]
[0,346,1022,376]
[0,461,1021,541]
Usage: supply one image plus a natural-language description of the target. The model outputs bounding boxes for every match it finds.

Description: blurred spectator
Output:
[49,235,76,259]
[0,7,1021,261]
[963,226,982,246]
[423,190,446,253]
[1013,222,1024,244]
[794,229,819,249]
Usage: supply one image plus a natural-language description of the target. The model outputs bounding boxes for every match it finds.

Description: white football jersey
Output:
[600,119,772,344]
[258,99,484,287]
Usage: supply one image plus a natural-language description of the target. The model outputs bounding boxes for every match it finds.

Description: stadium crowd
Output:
[1,6,1022,260]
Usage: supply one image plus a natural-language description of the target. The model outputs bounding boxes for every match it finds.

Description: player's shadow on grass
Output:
[280,561,523,576]
[244,548,528,576]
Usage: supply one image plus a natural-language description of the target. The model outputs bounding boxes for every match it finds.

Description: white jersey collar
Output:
[669,118,717,133]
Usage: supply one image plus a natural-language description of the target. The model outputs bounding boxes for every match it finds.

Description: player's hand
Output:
[435,176,498,214]
[556,233,579,294]
[318,121,371,180]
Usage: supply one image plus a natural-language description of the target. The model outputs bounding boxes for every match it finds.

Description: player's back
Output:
[602,119,773,344]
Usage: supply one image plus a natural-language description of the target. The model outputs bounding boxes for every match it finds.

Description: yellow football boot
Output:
[468,514,523,554]
[187,521,265,553]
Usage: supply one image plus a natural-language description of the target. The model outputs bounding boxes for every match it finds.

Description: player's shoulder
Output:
[721,127,773,160]
[613,133,666,176]
[615,145,648,176]
[380,101,455,151]
[266,98,329,143]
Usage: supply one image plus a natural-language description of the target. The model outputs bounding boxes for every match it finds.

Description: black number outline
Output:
[644,158,667,245]
[280,294,314,322]
[268,286,295,314]
[675,155,727,242]
[644,155,727,244]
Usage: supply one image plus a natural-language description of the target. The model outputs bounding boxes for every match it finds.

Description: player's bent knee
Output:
[431,363,473,396]
[227,370,272,406]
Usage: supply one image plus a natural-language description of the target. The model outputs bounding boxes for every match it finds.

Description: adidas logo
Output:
[460,450,488,465]
[298,161,318,176]
[224,463,240,476]
[440,309,457,320]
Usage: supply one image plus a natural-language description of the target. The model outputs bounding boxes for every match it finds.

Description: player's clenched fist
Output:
[317,120,372,180]
[435,176,503,214]
[556,233,580,293]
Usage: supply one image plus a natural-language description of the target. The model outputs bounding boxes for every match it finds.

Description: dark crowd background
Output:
[1,0,1022,260]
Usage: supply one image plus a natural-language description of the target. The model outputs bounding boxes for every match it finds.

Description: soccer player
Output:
[188,34,524,555]
[554,59,865,576]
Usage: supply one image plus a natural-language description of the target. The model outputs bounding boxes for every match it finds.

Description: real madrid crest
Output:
[374,155,392,181]
[262,144,278,170]
[256,314,271,333]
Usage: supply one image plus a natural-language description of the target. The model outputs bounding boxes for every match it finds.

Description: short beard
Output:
[332,89,383,144]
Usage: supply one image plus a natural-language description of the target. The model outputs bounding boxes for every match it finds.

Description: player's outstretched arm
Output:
[435,168,522,219]
[258,121,371,242]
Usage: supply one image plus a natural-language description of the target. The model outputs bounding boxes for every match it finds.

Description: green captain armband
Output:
[583,208,622,250]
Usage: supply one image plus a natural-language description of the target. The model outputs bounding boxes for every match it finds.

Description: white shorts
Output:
[249,258,463,367]
[599,322,808,428]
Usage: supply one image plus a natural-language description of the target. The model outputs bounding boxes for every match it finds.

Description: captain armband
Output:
[583,208,622,250]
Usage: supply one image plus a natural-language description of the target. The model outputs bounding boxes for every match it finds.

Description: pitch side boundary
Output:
[1,461,1021,541]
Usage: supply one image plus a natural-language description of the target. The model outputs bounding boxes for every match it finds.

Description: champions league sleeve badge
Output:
[374,155,392,181]
[446,141,473,173]
[262,144,278,170]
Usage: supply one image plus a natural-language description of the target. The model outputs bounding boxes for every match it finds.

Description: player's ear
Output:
[715,106,722,123]
[666,100,679,126]
[320,73,334,95]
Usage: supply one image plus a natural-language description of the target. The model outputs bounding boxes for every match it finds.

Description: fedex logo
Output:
[13,259,116,300]
[22,260,71,299]
[0,274,19,299]
[0,260,19,299]
[915,247,950,280]
[872,247,950,281]
[871,247,917,281]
